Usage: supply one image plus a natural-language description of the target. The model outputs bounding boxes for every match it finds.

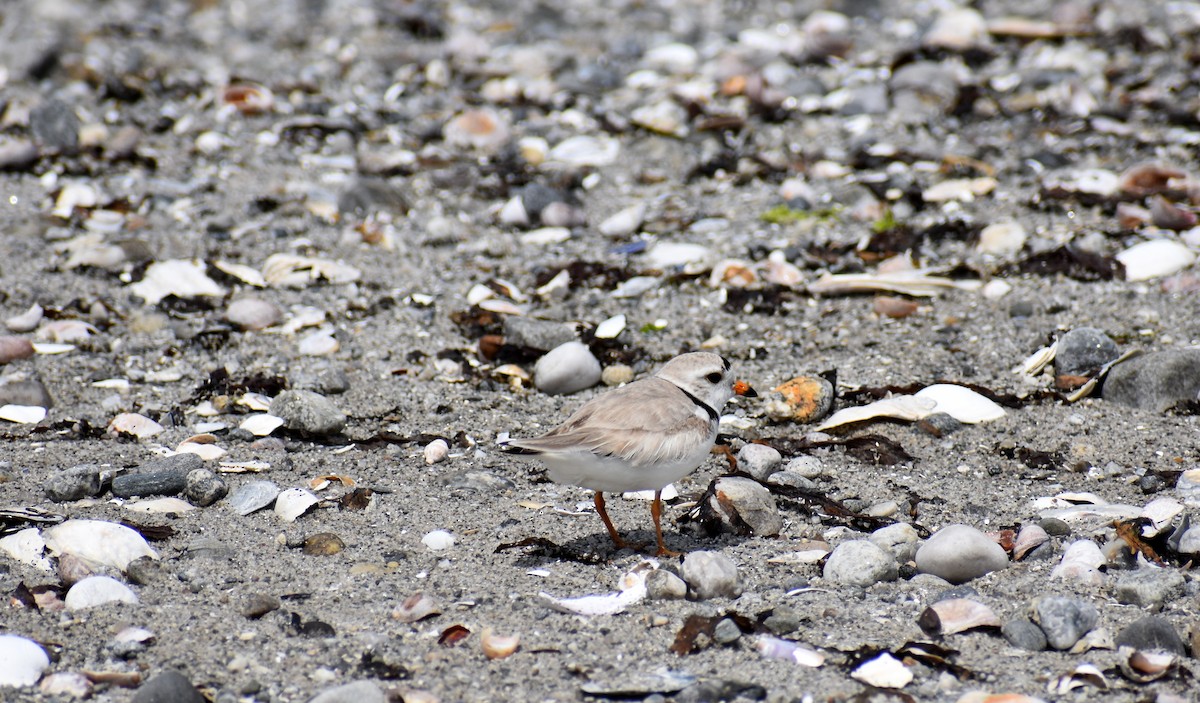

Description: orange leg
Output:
[651,489,682,557]
[594,492,634,550]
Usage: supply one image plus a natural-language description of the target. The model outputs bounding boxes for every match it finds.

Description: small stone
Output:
[736,444,782,481]
[646,569,687,600]
[1115,616,1186,656]
[225,298,283,331]
[0,378,53,408]
[1176,526,1200,554]
[682,551,742,600]
[0,140,39,172]
[699,476,782,536]
[1113,568,1185,611]
[0,336,34,364]
[132,670,205,703]
[915,524,1009,584]
[869,523,921,564]
[762,605,802,635]
[766,376,834,423]
[337,177,409,217]
[241,593,281,619]
[45,463,105,502]
[601,364,635,386]
[1056,327,1119,376]
[712,618,742,644]
[1031,596,1098,650]
[598,203,646,238]
[303,533,345,555]
[533,342,601,395]
[1039,517,1071,536]
[1002,618,1048,651]
[269,390,346,435]
[112,455,200,498]
[916,412,962,437]
[307,680,388,703]
[184,469,228,507]
[30,99,80,152]
[781,455,826,479]
[1103,349,1200,412]
[823,540,898,587]
[502,316,578,352]
[976,221,1027,257]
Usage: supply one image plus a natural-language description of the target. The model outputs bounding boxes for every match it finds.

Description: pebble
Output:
[701,476,782,536]
[781,455,827,479]
[1115,616,1187,656]
[1103,349,1200,411]
[1113,568,1185,611]
[30,98,80,152]
[0,140,38,172]
[682,551,742,600]
[132,670,206,703]
[1055,327,1119,376]
[303,533,345,556]
[241,593,281,619]
[112,456,199,498]
[823,540,898,587]
[0,634,50,687]
[502,316,577,352]
[915,524,1008,584]
[601,364,635,386]
[712,618,742,644]
[1001,618,1048,651]
[0,335,34,364]
[225,298,283,331]
[976,221,1027,257]
[646,569,688,600]
[308,680,389,703]
[337,177,409,218]
[765,376,835,423]
[533,341,601,395]
[65,575,138,609]
[1031,596,1098,651]
[297,330,337,357]
[0,378,53,408]
[736,444,782,481]
[597,203,646,238]
[422,529,455,551]
[45,463,105,502]
[184,469,228,507]
[269,390,346,435]
[868,522,921,564]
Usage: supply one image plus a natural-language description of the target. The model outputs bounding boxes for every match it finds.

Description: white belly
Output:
[539,435,717,493]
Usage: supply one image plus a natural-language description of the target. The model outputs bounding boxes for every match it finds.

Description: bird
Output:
[501,351,756,556]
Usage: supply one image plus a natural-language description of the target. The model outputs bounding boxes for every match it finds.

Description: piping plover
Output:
[502,351,756,555]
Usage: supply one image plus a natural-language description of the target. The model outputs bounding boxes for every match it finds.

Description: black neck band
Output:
[679,388,719,421]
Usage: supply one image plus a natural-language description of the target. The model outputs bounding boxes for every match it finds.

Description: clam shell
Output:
[1140,497,1183,537]
[0,634,50,687]
[108,412,164,439]
[392,592,441,623]
[64,575,138,610]
[5,303,44,332]
[43,519,159,572]
[481,628,520,660]
[918,598,1001,635]
[1118,646,1177,683]
[1049,663,1108,694]
[228,480,281,516]
[274,488,320,522]
[816,395,934,431]
[754,635,825,667]
[0,527,52,572]
[240,414,284,437]
[36,320,97,343]
[851,652,913,689]
[0,404,46,424]
[914,384,1006,423]
[1012,524,1049,560]
[1115,239,1196,281]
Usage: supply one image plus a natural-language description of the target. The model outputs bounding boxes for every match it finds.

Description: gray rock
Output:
[1176,526,1200,555]
[1038,517,1071,536]
[1115,616,1186,656]
[736,444,782,481]
[1114,568,1185,611]
[132,670,205,703]
[503,316,578,352]
[112,467,190,498]
[269,390,346,435]
[682,551,741,600]
[700,476,782,536]
[0,140,38,172]
[712,618,741,644]
[823,540,898,587]
[517,183,567,221]
[868,522,921,564]
[915,524,1009,584]
[1056,327,1119,376]
[308,680,388,703]
[30,99,80,152]
[762,605,802,635]
[337,177,409,217]
[45,464,104,502]
[241,593,281,619]
[1001,618,1047,651]
[224,298,283,331]
[1031,596,1098,650]
[1103,349,1200,412]
[0,378,54,408]
[781,455,827,479]
[533,341,601,395]
[184,469,228,507]
[646,569,687,600]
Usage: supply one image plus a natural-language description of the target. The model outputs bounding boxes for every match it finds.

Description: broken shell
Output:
[594,314,626,340]
[816,395,934,431]
[227,480,281,515]
[1140,496,1183,537]
[754,635,825,667]
[709,259,757,288]
[175,436,227,460]
[1012,524,1049,560]
[36,319,97,343]
[481,628,520,660]
[423,438,450,465]
[262,254,361,287]
[0,404,46,424]
[5,303,43,332]
[0,528,52,572]
[222,82,274,115]
[1117,646,1177,683]
[914,384,1006,423]
[392,592,441,623]
[1115,239,1196,281]
[851,652,912,689]
[130,259,226,305]
[274,488,320,522]
[764,250,804,287]
[43,519,159,572]
[918,598,1001,635]
[239,414,284,437]
[1118,162,1187,198]
[538,561,654,616]
[108,412,164,439]
[1049,663,1108,694]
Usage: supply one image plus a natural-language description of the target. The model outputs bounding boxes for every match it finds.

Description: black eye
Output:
[705,372,723,383]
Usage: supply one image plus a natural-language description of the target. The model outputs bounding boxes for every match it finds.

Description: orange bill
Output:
[733,380,757,397]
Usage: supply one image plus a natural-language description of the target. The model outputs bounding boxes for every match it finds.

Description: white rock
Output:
[597,204,645,238]
[981,279,1013,300]
[422,529,455,551]
[0,634,50,687]
[643,42,699,74]
[1115,239,1196,281]
[534,341,602,395]
[915,524,1008,583]
[42,520,158,572]
[823,540,898,586]
[225,298,283,330]
[274,488,320,522]
[65,575,138,609]
[297,329,339,356]
[498,195,530,226]
[869,523,921,564]
[631,100,688,137]
[0,528,51,571]
[682,550,742,600]
[851,652,912,688]
[977,221,1027,257]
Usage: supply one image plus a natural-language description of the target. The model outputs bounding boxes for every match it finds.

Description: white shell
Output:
[644,242,710,269]
[129,259,226,305]
[64,575,138,609]
[754,635,825,667]
[239,414,284,437]
[0,405,46,424]
[1049,663,1108,694]
[851,652,913,688]
[1050,539,1107,585]
[520,226,571,246]
[481,628,521,660]
[922,177,997,203]
[1013,524,1050,560]
[0,634,50,687]
[1140,497,1184,537]
[175,440,227,461]
[921,598,1001,635]
[537,561,653,616]
[38,672,93,698]
[593,314,626,339]
[274,488,320,522]
[1018,342,1057,376]
[278,306,327,334]
[1115,239,1196,281]
[423,439,450,465]
[108,412,164,438]
[228,480,280,515]
[546,134,621,167]
[298,329,339,356]
[212,260,268,287]
[124,497,195,514]
[391,592,441,623]
[262,254,361,288]
[5,303,43,332]
[914,384,1007,423]
[35,319,97,343]
[808,270,982,296]
[816,395,934,431]
[0,528,52,572]
[597,203,645,238]
[42,520,159,572]
[31,343,74,355]
[421,529,456,551]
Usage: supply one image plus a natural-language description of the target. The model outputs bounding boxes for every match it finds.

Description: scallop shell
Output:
[227,480,281,516]
[918,598,1001,635]
[42,519,159,572]
[754,635,825,667]
[274,488,320,522]
[481,628,520,660]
